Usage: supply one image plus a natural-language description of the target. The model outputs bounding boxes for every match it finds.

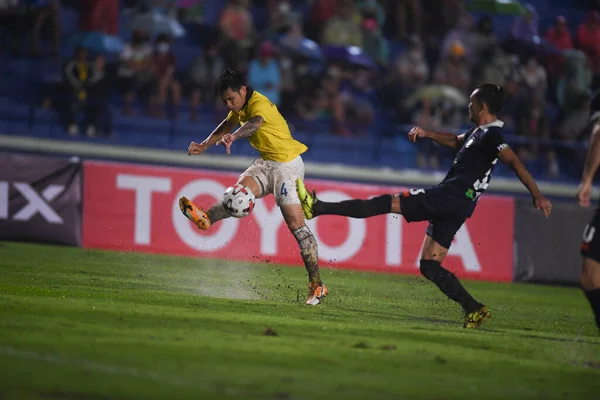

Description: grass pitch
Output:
[0,241,599,400]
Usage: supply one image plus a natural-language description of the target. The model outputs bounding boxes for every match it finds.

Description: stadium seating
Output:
[0,1,593,184]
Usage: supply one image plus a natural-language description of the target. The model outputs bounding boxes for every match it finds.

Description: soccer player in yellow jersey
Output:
[180,68,328,305]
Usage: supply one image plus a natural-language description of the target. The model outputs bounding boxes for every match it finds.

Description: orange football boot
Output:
[306,282,328,305]
[179,197,211,230]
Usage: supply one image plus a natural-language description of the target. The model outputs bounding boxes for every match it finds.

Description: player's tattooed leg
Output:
[314,194,393,218]
[207,203,231,224]
[293,225,321,283]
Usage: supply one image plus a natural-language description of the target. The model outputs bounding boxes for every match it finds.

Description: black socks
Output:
[420,259,481,314]
[313,194,392,218]
[585,288,600,334]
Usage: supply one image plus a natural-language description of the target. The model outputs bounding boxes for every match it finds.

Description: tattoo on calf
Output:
[207,203,230,224]
[293,226,321,283]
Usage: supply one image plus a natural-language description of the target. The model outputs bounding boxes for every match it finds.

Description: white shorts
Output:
[239,155,304,207]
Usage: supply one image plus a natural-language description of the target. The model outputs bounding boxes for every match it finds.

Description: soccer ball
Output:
[222,184,255,218]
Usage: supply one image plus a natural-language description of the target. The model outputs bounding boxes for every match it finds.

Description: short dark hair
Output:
[474,84,505,114]
[215,67,245,96]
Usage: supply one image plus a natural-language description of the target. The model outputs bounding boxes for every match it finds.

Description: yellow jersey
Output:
[226,89,307,162]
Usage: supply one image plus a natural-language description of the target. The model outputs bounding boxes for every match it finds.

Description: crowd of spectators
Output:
[2,0,600,178]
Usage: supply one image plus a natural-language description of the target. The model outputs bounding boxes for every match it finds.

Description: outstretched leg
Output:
[296,178,400,219]
[179,175,261,229]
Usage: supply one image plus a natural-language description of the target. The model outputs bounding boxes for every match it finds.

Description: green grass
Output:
[0,241,598,400]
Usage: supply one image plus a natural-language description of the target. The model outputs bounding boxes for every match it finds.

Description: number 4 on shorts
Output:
[280,183,288,196]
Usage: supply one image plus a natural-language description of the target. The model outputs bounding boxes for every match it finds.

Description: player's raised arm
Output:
[407,126,465,149]
[577,121,600,208]
[498,147,552,217]
[188,117,237,156]
[216,115,264,155]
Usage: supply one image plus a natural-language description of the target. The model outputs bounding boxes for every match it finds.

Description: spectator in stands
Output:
[247,41,281,106]
[519,56,547,98]
[297,88,331,122]
[360,12,389,67]
[516,92,547,146]
[544,15,573,79]
[79,0,119,36]
[510,3,539,40]
[276,2,305,40]
[517,58,553,173]
[394,35,429,88]
[187,41,225,121]
[557,49,592,113]
[27,0,61,57]
[379,35,428,125]
[500,71,527,130]
[320,66,350,136]
[277,56,297,115]
[557,93,590,174]
[61,47,104,136]
[275,13,305,114]
[412,99,442,169]
[392,0,422,40]
[86,54,111,137]
[338,66,375,135]
[358,0,386,27]
[515,90,557,176]
[266,0,295,37]
[433,41,471,94]
[442,13,476,64]
[437,0,465,37]
[152,34,181,118]
[472,45,512,88]
[218,0,255,71]
[438,99,463,130]
[117,30,155,115]
[306,0,337,42]
[558,93,590,143]
[576,10,600,76]
[62,46,90,134]
[322,0,362,48]
[473,16,497,63]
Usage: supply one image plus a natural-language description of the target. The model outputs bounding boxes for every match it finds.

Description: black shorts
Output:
[581,209,600,262]
[399,185,473,249]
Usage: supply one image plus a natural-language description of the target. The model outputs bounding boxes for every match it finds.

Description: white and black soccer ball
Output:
[222,184,256,218]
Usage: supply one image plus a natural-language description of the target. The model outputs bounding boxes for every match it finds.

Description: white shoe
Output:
[306,282,328,305]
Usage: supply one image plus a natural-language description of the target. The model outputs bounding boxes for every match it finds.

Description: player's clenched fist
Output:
[408,126,428,143]
[188,141,208,156]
